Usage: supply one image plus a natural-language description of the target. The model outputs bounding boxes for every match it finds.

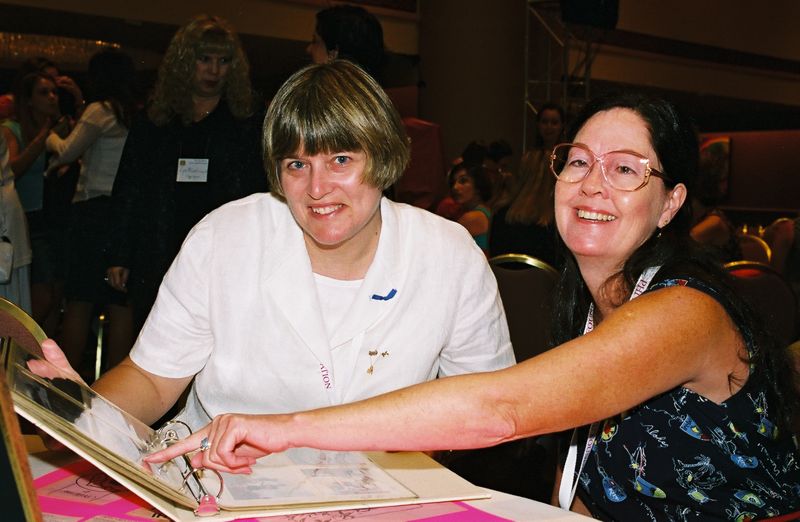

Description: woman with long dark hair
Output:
[451,163,493,256]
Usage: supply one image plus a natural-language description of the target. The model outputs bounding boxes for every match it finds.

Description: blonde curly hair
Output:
[148,14,254,126]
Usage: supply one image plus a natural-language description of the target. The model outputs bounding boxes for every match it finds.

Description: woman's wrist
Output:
[275,412,302,451]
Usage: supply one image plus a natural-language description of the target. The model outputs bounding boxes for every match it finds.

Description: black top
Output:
[107,100,268,313]
[489,205,558,267]
[576,276,800,521]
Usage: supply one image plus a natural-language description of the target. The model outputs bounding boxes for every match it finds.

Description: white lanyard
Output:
[558,266,660,510]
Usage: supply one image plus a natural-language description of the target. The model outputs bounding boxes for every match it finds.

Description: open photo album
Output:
[0,298,489,521]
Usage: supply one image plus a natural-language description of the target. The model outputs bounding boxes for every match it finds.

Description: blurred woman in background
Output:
[0,131,32,313]
[46,48,138,373]
[1,71,69,333]
[535,102,565,151]
[307,4,385,83]
[490,149,558,265]
[490,103,564,264]
[451,163,493,256]
[104,15,268,334]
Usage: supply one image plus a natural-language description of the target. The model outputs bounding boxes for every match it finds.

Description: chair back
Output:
[736,233,771,263]
[763,216,797,273]
[392,117,447,212]
[725,261,798,346]
[489,254,558,362]
[763,217,795,247]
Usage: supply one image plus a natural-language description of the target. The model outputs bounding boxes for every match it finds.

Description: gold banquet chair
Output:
[725,261,798,346]
[489,254,559,362]
[446,254,561,502]
[736,233,771,264]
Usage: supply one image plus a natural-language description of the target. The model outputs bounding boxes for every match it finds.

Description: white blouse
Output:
[46,101,128,201]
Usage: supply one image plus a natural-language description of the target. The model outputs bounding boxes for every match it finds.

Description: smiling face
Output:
[281,149,383,255]
[555,108,686,273]
[193,52,231,98]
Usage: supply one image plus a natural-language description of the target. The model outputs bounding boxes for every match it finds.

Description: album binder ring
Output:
[157,420,223,516]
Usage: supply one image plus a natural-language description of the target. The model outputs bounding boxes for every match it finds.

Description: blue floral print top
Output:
[576,277,800,521]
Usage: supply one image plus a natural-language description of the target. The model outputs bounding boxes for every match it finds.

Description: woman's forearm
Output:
[285,371,520,452]
[146,369,527,469]
[92,358,193,426]
[46,116,101,166]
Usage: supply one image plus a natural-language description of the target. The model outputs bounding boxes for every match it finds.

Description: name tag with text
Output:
[176,158,209,182]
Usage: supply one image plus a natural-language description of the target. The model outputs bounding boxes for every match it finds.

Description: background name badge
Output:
[176,158,209,182]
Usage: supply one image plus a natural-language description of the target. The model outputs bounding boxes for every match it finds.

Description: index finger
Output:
[146,428,207,463]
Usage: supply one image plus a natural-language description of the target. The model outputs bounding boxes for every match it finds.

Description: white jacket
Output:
[131,193,514,429]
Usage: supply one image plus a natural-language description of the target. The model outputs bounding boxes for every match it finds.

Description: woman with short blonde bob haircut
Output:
[40,60,513,433]
[264,60,408,196]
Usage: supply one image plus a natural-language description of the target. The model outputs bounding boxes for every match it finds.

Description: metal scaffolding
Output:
[523,0,600,150]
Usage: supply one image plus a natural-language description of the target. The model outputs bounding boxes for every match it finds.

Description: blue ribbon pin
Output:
[371,288,397,301]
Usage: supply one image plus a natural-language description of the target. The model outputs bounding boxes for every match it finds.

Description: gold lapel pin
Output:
[367,349,389,375]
